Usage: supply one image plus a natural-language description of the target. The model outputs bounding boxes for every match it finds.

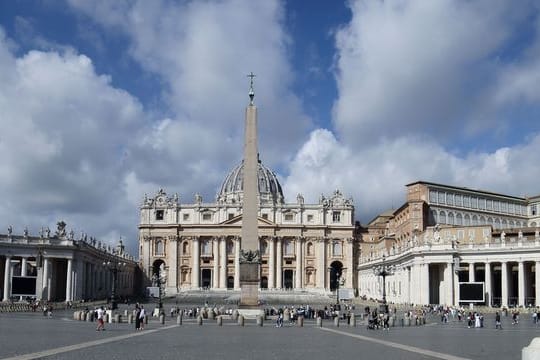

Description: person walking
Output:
[96,306,105,331]
[495,311,502,330]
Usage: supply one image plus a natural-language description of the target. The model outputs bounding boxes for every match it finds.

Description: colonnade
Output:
[359,258,540,307]
[1,255,135,302]
[158,235,354,291]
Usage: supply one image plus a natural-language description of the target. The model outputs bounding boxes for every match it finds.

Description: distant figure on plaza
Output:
[96,306,105,331]
[139,306,146,330]
[135,304,142,331]
[495,312,502,330]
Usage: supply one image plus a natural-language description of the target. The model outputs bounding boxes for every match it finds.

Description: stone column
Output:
[66,259,73,302]
[501,262,508,307]
[346,238,354,288]
[485,262,492,307]
[444,262,453,305]
[268,237,275,289]
[421,263,429,304]
[468,263,475,282]
[295,237,302,289]
[192,237,200,288]
[518,261,525,307]
[536,261,540,307]
[317,238,326,289]
[169,236,178,291]
[3,257,11,301]
[220,237,227,289]
[234,237,240,289]
[213,237,219,289]
[42,258,50,301]
[21,258,27,277]
[276,237,282,288]
[453,266,460,305]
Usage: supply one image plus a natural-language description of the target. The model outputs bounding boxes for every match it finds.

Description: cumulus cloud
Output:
[284,0,540,223]
[0,28,144,252]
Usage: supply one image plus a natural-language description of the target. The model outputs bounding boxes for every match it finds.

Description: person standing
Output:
[139,305,146,330]
[135,304,141,331]
[96,306,105,331]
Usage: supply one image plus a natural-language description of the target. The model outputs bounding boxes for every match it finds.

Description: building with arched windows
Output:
[357,181,540,307]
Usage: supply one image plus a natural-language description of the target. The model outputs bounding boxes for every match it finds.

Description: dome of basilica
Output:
[217,158,284,205]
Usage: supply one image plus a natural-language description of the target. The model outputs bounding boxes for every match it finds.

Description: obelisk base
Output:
[239,263,260,308]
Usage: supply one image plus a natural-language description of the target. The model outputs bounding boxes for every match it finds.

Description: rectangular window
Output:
[202,213,212,221]
[479,198,486,210]
[494,201,500,212]
[332,211,341,222]
[307,214,313,222]
[532,204,538,216]
[471,197,478,209]
[228,213,234,220]
[457,230,464,240]
[156,210,164,220]
[438,192,445,204]
[262,213,268,220]
[455,194,462,207]
[429,190,437,203]
[501,202,508,213]
[447,193,454,206]
[486,200,493,211]
[463,196,470,208]
[284,213,294,221]
[183,213,189,221]
[468,230,475,240]
[509,203,515,214]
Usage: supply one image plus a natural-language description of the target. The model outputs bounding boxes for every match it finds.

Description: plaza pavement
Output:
[1,304,539,360]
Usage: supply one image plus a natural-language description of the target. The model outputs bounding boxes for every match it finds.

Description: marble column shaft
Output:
[234,237,240,289]
[213,237,219,288]
[468,263,475,282]
[268,237,275,289]
[501,262,508,307]
[518,261,525,307]
[485,262,492,306]
[220,237,227,289]
[3,257,11,301]
[317,239,326,289]
[536,261,540,307]
[192,237,200,288]
[65,259,73,302]
[276,238,282,288]
[295,238,302,289]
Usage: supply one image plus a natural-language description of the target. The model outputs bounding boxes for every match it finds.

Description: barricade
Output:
[257,315,264,327]
[238,315,245,326]
[217,316,223,326]
[297,317,303,327]
[159,314,165,324]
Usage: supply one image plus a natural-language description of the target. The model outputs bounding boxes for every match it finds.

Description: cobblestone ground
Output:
[1,304,539,360]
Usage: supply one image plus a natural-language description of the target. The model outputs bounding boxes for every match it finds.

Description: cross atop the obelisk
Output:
[247,72,256,105]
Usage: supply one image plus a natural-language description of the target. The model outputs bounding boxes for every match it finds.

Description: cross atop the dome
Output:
[247,72,256,105]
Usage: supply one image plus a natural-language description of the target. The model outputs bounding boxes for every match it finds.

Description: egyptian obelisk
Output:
[239,72,260,308]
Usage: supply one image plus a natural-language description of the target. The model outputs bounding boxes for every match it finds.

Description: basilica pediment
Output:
[221,215,275,226]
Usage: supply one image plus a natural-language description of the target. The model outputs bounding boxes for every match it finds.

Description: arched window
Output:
[182,241,189,255]
[448,213,455,225]
[439,211,447,224]
[472,215,478,226]
[284,240,294,255]
[332,241,342,256]
[464,214,470,226]
[456,213,463,226]
[307,242,314,256]
[155,238,164,256]
[202,239,212,255]
[227,240,234,254]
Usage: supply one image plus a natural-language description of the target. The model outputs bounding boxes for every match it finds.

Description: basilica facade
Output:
[138,162,356,296]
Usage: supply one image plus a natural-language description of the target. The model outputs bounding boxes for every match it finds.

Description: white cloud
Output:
[0,28,145,253]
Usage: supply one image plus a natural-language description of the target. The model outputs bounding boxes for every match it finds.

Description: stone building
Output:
[138,90,356,297]
[358,181,540,307]
[0,222,139,303]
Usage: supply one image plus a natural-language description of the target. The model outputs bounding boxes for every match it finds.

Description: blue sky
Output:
[1,0,540,255]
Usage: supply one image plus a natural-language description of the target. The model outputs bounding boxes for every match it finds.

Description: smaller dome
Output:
[217,159,284,205]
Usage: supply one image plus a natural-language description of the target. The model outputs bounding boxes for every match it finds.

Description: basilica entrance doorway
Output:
[283,270,294,289]
[227,276,234,289]
[201,269,211,288]
[329,261,343,291]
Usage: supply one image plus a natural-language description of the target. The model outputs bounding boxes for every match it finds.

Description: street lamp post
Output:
[103,260,125,310]
[373,254,394,314]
